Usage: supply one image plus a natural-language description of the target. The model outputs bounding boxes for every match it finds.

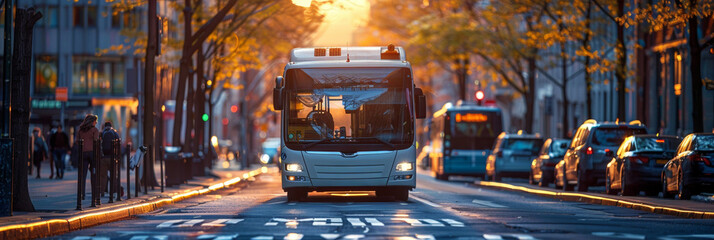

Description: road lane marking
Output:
[415,235,436,240]
[197,234,239,240]
[251,236,274,240]
[660,235,714,240]
[128,236,168,240]
[156,220,184,228]
[347,218,366,227]
[320,234,341,240]
[365,218,384,226]
[471,199,506,208]
[441,219,465,227]
[421,219,445,227]
[483,234,537,240]
[178,219,204,227]
[284,233,303,240]
[410,195,442,208]
[201,219,244,227]
[313,218,343,226]
[591,232,645,239]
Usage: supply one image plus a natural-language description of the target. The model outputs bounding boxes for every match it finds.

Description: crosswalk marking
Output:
[365,218,384,226]
[415,235,436,240]
[441,219,465,227]
[342,235,365,240]
[420,219,445,227]
[284,233,304,240]
[251,236,274,240]
[178,219,204,227]
[483,234,537,240]
[313,218,343,226]
[319,234,341,240]
[202,219,245,227]
[128,236,168,240]
[471,199,506,208]
[347,218,366,227]
[156,220,183,228]
[197,234,239,240]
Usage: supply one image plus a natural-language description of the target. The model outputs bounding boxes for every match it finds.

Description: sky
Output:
[309,0,370,47]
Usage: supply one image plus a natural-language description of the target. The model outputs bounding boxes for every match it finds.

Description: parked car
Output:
[662,133,714,200]
[605,135,681,196]
[561,120,647,191]
[485,131,543,181]
[530,138,570,187]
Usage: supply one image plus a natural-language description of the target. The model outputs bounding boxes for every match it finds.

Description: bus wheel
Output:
[287,190,307,202]
[393,188,409,201]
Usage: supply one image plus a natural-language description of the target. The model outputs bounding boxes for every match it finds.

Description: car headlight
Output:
[260,154,270,164]
[285,163,303,172]
[396,162,413,171]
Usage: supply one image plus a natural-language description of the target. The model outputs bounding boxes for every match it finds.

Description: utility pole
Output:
[143,0,158,187]
[0,0,14,217]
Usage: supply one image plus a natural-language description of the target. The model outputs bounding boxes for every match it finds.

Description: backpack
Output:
[102,129,118,156]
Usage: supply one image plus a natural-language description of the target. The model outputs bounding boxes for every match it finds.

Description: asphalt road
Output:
[49,171,714,240]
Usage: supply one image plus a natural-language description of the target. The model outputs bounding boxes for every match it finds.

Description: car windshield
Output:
[695,135,714,151]
[550,140,570,156]
[634,137,680,151]
[591,127,647,147]
[285,67,414,150]
[501,138,543,154]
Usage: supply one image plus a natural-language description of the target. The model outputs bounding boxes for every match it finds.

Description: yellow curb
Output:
[0,167,267,240]
[476,180,714,219]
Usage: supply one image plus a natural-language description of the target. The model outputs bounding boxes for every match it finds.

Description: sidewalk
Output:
[0,158,268,239]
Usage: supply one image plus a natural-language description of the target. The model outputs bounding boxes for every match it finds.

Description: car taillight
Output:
[585,147,593,155]
[630,156,649,164]
[691,155,712,166]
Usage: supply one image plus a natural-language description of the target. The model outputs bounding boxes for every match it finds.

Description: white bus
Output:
[272,45,427,201]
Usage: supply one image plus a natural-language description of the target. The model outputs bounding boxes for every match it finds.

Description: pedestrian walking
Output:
[77,114,99,198]
[100,121,120,194]
[31,127,49,179]
[49,125,71,179]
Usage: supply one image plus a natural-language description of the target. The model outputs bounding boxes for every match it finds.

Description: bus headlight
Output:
[285,163,303,172]
[396,162,413,171]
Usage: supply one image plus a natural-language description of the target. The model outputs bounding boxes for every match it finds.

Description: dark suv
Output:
[561,120,647,191]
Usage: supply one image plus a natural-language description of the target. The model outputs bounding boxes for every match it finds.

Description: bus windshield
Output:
[285,67,414,150]
[449,111,502,150]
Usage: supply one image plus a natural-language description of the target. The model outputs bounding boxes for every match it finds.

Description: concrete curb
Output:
[474,181,714,219]
[0,167,267,240]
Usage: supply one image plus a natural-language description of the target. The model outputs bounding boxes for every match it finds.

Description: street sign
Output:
[55,87,68,102]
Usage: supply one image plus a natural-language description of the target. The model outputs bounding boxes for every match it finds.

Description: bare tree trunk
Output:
[526,55,536,134]
[11,8,42,212]
[560,41,570,137]
[687,2,704,132]
[584,1,593,119]
[172,0,193,147]
[616,0,626,121]
[143,0,159,187]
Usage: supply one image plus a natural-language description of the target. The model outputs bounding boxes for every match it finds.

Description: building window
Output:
[73,6,84,27]
[87,6,97,27]
[72,56,125,95]
[35,55,59,95]
[111,6,121,29]
[47,6,59,28]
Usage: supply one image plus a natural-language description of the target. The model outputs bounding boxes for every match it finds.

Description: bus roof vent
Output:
[329,48,341,56]
[314,48,327,56]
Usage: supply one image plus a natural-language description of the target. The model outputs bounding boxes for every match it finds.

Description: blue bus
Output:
[429,103,503,180]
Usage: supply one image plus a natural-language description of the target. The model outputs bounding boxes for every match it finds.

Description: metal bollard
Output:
[91,140,100,207]
[76,139,84,210]
[108,139,116,204]
[115,140,122,202]
[144,145,150,194]
[126,143,131,200]
[160,146,164,193]
[135,149,140,197]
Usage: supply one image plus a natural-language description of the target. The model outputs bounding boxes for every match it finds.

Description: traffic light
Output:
[202,113,209,122]
[475,90,485,105]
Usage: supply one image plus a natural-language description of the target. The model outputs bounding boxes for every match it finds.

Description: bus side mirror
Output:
[273,76,284,111]
[415,88,426,119]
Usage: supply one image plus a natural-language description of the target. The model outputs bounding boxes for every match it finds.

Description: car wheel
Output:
[287,189,307,202]
[539,174,550,187]
[393,188,409,201]
[562,165,574,191]
[529,171,536,185]
[436,173,448,181]
[620,164,637,196]
[678,170,691,200]
[575,167,589,192]
[605,171,617,195]
[661,174,674,199]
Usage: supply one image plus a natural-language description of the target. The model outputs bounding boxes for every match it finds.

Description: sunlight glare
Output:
[291,0,311,8]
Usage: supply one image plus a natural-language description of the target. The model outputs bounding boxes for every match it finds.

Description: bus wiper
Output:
[303,137,333,150]
[354,137,395,149]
